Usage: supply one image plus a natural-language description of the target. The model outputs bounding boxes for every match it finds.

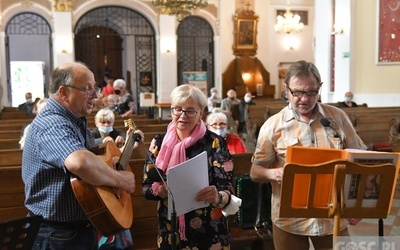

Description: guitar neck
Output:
[117,119,138,170]
[117,135,135,171]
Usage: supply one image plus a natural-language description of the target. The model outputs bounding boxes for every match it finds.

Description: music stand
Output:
[280,159,396,236]
[0,215,43,250]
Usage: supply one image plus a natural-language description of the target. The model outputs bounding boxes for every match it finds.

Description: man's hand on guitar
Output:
[124,119,144,143]
[134,130,144,144]
[118,170,136,193]
[126,129,145,149]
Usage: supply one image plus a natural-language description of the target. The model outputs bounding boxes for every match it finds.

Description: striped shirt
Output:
[253,103,367,236]
[22,97,95,222]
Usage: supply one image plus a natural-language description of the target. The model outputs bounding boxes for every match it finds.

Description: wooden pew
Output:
[0,139,20,149]
[0,125,167,139]
[247,102,400,151]
[0,149,22,167]
[0,165,27,221]
[0,117,160,128]
[0,118,162,132]
[0,132,160,150]
[0,130,22,139]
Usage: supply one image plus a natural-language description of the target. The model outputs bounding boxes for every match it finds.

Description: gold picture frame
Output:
[233,11,258,56]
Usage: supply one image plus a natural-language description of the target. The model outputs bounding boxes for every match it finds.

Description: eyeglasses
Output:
[287,86,319,97]
[209,122,227,128]
[171,107,199,118]
[65,85,101,97]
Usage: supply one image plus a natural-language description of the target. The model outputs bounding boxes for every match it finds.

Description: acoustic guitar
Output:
[71,119,137,236]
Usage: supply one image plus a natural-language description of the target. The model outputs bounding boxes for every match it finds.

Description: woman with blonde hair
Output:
[142,84,234,249]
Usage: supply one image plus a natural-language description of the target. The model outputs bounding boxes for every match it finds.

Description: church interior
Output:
[0,0,400,249]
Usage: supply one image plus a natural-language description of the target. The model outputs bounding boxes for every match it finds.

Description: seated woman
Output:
[91,109,127,147]
[103,94,118,111]
[92,108,144,249]
[113,79,136,117]
[206,108,247,154]
[338,91,358,108]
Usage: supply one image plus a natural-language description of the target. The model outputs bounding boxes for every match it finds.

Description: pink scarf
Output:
[152,120,206,241]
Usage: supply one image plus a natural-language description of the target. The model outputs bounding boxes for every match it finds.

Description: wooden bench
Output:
[0,132,161,150]
[247,102,400,151]
[0,119,163,132]
[0,124,167,135]
[0,109,148,120]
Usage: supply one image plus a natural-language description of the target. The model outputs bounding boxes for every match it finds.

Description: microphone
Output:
[320,118,347,149]
[136,138,178,250]
[147,167,166,182]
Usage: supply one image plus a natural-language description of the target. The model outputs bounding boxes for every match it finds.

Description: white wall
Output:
[256,0,315,98]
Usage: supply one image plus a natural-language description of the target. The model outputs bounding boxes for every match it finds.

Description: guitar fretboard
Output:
[117,119,137,170]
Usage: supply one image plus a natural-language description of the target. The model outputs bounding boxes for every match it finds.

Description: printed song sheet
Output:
[167,151,209,219]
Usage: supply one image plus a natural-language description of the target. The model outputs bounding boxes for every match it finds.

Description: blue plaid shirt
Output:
[22,97,95,222]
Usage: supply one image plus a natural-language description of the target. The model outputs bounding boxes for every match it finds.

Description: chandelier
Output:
[152,0,208,21]
[274,1,304,34]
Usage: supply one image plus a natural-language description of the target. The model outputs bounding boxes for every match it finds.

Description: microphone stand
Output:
[137,140,178,250]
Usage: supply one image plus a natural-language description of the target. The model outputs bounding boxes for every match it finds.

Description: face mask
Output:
[211,92,217,98]
[27,98,33,104]
[344,97,351,102]
[244,97,252,103]
[114,90,121,95]
[99,126,113,134]
[212,128,227,137]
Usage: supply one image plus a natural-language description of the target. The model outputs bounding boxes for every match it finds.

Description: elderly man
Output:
[17,92,34,116]
[250,60,367,250]
[22,62,137,249]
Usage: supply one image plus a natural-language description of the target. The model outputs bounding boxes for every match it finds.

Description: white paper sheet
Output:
[167,151,209,219]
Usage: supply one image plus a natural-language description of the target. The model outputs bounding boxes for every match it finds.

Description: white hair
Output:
[206,108,228,125]
[95,109,115,124]
[113,79,126,89]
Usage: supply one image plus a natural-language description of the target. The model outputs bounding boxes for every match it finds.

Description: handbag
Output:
[233,173,273,240]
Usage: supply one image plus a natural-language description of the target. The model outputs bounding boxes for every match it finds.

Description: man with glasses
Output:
[250,60,367,250]
[22,62,137,249]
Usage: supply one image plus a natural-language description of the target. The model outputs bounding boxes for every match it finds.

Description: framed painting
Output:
[377,0,400,64]
[139,71,152,86]
[233,11,258,56]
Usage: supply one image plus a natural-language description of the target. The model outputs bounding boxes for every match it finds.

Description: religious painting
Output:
[233,11,258,56]
[377,0,400,64]
[139,72,152,86]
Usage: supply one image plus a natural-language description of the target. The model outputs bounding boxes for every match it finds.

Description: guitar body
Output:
[71,142,133,236]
